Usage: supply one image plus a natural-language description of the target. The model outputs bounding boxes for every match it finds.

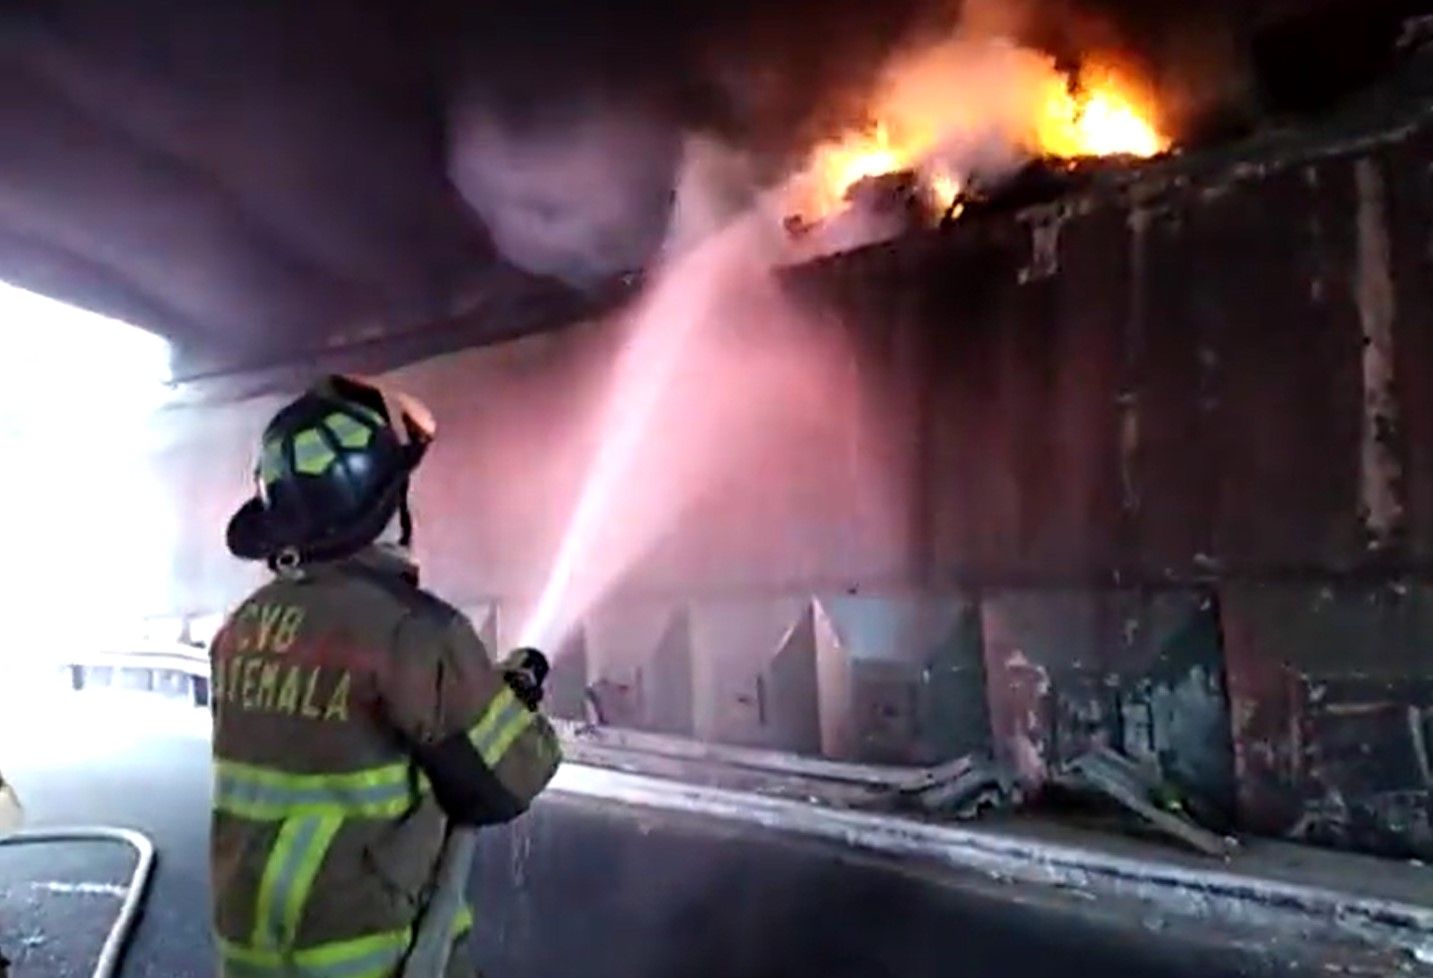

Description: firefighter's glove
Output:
[500,647,550,711]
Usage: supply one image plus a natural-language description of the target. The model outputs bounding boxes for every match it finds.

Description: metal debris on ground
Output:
[1058,747,1235,858]
[882,753,1021,820]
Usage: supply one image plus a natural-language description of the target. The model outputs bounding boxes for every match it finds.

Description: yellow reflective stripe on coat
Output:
[221,929,408,978]
[219,903,472,978]
[215,760,423,821]
[252,813,344,950]
[467,686,535,767]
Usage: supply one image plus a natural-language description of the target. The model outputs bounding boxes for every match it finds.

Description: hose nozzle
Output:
[500,647,550,709]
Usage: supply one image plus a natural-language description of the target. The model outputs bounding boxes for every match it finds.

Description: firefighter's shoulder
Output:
[365,579,492,668]
[338,565,462,625]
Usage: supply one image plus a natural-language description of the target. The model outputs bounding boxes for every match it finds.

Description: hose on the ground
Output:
[0,827,157,978]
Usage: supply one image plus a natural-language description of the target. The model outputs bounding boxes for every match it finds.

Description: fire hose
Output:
[401,647,550,978]
[398,827,478,978]
[0,827,157,978]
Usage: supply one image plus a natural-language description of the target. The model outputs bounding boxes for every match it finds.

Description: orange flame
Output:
[1034,63,1168,159]
[802,123,905,218]
[790,49,1169,226]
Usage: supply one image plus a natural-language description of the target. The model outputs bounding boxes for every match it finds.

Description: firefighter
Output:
[212,374,561,978]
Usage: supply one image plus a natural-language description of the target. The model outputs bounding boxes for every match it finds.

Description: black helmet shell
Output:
[227,375,434,564]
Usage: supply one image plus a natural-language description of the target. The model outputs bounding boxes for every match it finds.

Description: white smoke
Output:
[447,95,681,288]
[663,135,765,256]
[879,35,1061,179]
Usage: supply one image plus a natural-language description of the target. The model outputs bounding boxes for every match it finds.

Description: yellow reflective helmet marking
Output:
[323,412,372,450]
[292,429,337,476]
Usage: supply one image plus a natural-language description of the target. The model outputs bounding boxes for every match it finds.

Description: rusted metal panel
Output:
[812,591,987,764]
[1021,206,1128,578]
[1193,158,1365,571]
[1384,129,1433,563]
[981,589,1234,821]
[1351,156,1407,554]
[1296,675,1433,855]
[1126,197,1221,574]
[1221,582,1433,857]
[910,233,1024,583]
[912,204,1127,584]
[827,245,930,587]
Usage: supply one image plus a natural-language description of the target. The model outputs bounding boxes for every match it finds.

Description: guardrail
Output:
[63,647,211,707]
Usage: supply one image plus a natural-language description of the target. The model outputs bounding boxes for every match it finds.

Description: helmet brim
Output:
[226,473,413,565]
[226,496,275,561]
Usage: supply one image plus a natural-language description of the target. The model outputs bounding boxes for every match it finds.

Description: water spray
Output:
[515,305,692,650]
[518,213,762,651]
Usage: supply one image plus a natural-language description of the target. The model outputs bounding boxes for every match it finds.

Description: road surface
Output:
[1,680,1326,978]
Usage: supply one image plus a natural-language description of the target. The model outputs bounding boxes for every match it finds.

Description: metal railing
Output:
[63,647,211,707]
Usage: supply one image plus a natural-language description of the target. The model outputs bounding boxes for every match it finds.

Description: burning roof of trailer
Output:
[779,35,1171,253]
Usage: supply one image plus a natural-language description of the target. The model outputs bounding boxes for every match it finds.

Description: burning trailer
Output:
[785,152,1167,248]
[775,39,1171,257]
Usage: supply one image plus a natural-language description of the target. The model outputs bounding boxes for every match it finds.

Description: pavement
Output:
[557,721,1433,964]
[1,677,1429,978]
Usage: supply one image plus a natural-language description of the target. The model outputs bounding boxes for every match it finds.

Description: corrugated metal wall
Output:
[784,115,1433,856]
[149,112,1433,857]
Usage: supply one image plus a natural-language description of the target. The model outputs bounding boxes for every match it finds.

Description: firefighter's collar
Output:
[348,544,420,585]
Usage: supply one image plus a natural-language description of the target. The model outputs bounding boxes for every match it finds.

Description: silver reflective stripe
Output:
[253,814,343,951]
[261,816,324,947]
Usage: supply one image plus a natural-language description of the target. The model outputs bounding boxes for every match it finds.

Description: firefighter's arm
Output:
[383,610,561,826]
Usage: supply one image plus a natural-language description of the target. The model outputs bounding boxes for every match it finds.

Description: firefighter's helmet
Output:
[226,375,436,565]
